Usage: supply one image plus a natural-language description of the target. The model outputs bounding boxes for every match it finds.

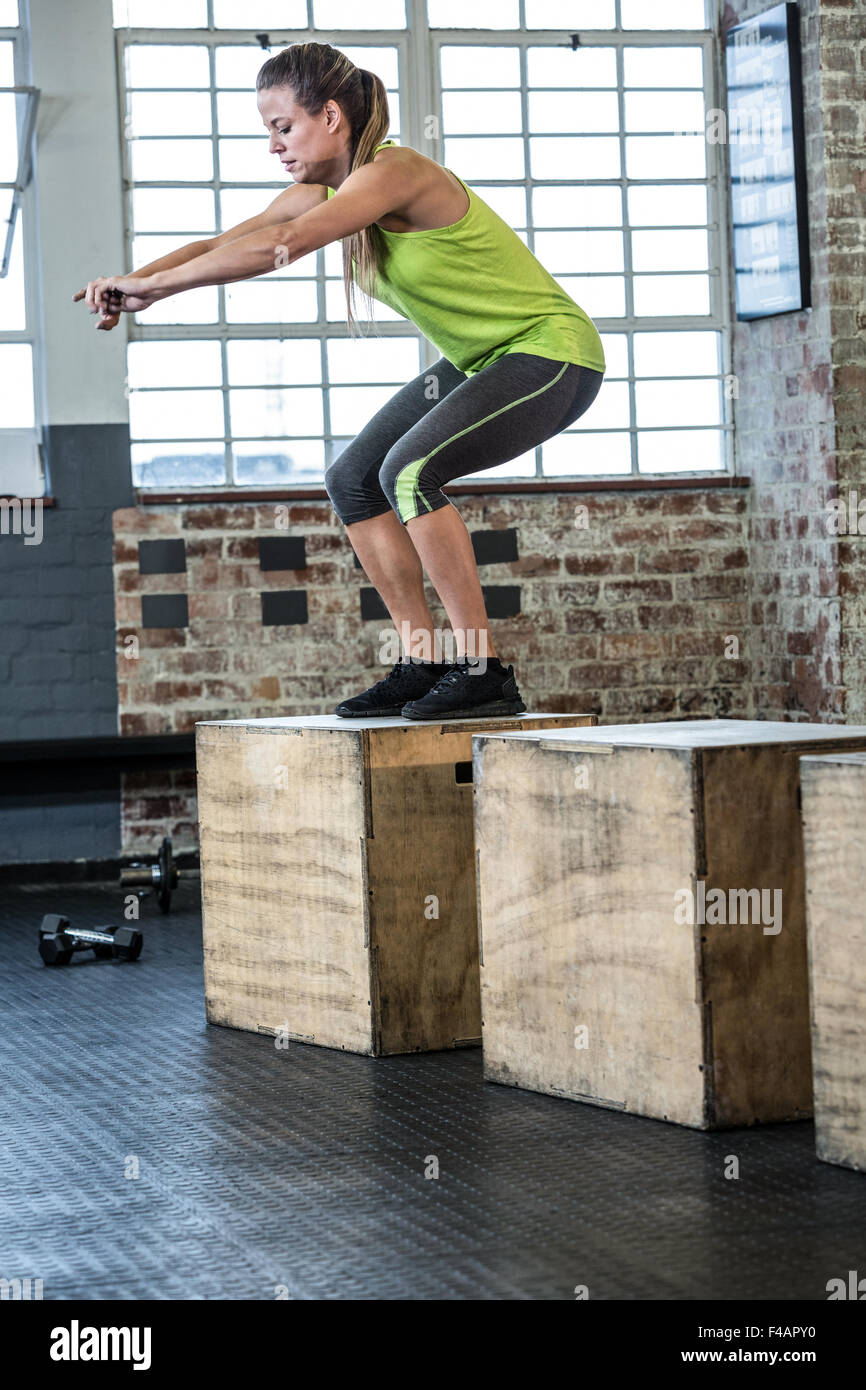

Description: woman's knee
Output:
[379,450,444,524]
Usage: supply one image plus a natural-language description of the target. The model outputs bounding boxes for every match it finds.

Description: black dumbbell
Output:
[38,914,143,966]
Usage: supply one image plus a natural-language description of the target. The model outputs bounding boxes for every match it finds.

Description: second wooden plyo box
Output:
[196,711,595,1057]
[471,717,866,1130]
[800,751,866,1173]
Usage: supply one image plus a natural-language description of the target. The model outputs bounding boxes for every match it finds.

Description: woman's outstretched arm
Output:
[73,180,330,328]
[78,157,413,321]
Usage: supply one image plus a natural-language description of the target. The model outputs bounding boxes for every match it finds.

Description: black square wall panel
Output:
[258,536,307,571]
[471,529,519,565]
[261,591,308,626]
[360,588,390,622]
[141,594,189,628]
[138,539,187,574]
[480,585,522,619]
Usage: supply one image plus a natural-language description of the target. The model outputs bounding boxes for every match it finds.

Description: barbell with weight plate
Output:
[120,836,200,914]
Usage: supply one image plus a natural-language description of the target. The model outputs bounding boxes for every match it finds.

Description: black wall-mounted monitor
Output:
[726,2,811,319]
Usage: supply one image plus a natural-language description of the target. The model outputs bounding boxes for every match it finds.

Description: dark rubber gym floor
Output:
[1,881,863,1301]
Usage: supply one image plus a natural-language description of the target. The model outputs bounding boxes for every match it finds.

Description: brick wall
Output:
[113,488,751,854]
[819,1,866,721]
[724,0,864,720]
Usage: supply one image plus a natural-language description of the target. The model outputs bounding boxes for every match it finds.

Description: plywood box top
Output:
[470,717,866,750]
[195,712,587,733]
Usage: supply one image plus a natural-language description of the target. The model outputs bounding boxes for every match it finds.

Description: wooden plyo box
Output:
[471,718,866,1129]
[800,751,866,1173]
[196,711,595,1056]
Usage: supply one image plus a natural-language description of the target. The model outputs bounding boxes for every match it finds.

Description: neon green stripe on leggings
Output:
[393,360,571,523]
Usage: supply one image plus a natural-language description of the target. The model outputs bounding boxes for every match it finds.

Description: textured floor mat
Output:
[0,882,863,1300]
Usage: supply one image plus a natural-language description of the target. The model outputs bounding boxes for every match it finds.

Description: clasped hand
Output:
[72,274,162,330]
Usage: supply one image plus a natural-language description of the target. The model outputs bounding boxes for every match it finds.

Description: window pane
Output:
[568,380,625,432]
[130,138,214,183]
[443,137,525,180]
[114,0,207,24]
[530,136,621,181]
[0,206,25,329]
[534,230,623,274]
[229,388,323,437]
[215,46,275,89]
[314,0,406,27]
[428,0,519,25]
[0,344,33,427]
[128,341,222,389]
[527,0,614,25]
[554,274,626,318]
[219,138,283,184]
[533,186,621,227]
[132,233,205,268]
[440,46,520,88]
[330,386,404,435]
[527,47,617,89]
[0,91,17,180]
[129,389,224,439]
[225,280,319,322]
[233,439,325,486]
[326,279,404,322]
[625,135,706,180]
[219,186,277,227]
[217,91,267,136]
[638,429,723,472]
[632,229,708,273]
[227,339,322,385]
[636,379,720,428]
[542,432,631,476]
[621,0,708,28]
[139,287,219,324]
[132,441,225,488]
[0,2,19,25]
[634,331,719,376]
[324,243,343,276]
[633,273,710,316]
[128,92,212,137]
[125,46,211,89]
[442,91,522,135]
[625,90,706,134]
[628,183,708,226]
[132,188,216,232]
[0,40,13,85]
[624,48,703,88]
[327,337,420,383]
[600,333,628,377]
[461,185,521,227]
[213,0,306,24]
[529,91,619,135]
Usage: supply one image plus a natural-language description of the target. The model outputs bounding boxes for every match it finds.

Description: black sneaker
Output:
[334,656,453,718]
[401,656,527,721]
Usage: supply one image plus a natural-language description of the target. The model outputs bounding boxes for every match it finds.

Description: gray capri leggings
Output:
[323,351,604,526]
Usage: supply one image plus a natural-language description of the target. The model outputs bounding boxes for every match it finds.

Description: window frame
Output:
[0,8,43,483]
[114,0,734,494]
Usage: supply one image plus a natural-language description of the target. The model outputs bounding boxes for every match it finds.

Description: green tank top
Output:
[327,141,605,377]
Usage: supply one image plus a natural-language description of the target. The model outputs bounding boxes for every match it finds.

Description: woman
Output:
[76,42,605,722]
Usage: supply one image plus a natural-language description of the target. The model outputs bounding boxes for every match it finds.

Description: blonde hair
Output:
[256,41,391,338]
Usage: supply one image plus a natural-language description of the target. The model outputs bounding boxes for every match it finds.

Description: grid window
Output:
[115,0,729,489]
[437,4,727,479]
[1,3,40,492]
[118,23,406,488]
